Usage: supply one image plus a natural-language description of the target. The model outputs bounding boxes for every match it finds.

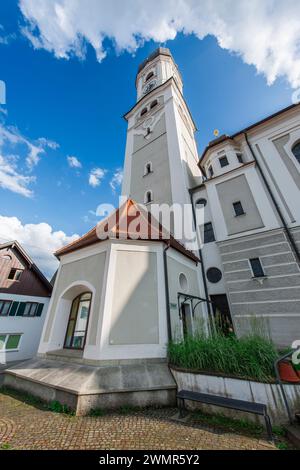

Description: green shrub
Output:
[168,330,278,382]
[48,400,74,415]
[89,408,105,417]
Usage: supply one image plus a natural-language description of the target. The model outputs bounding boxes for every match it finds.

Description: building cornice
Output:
[123,77,198,132]
[190,161,256,194]
[199,102,300,165]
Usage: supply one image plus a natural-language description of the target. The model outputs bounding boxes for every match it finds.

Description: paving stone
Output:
[0,392,277,450]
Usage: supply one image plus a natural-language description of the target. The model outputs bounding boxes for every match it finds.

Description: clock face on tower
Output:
[143,80,157,95]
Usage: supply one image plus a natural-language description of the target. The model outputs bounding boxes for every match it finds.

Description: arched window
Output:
[150,100,158,109]
[179,273,188,292]
[292,142,300,164]
[64,292,92,350]
[195,198,207,207]
[144,162,153,176]
[140,107,148,117]
[144,190,153,204]
[145,71,154,82]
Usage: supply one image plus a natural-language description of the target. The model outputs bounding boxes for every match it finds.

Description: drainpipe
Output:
[163,242,172,342]
[189,188,212,324]
[188,190,212,317]
[244,132,300,266]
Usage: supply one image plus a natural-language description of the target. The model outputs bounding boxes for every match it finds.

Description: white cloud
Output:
[89,167,106,187]
[0,122,59,196]
[0,124,59,169]
[110,168,123,193]
[0,155,35,197]
[0,215,79,278]
[67,155,82,168]
[37,137,59,150]
[0,24,16,45]
[19,0,300,88]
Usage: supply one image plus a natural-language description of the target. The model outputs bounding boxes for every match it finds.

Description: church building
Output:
[3,48,300,414]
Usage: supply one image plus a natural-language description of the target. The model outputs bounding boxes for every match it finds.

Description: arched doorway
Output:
[64,292,92,350]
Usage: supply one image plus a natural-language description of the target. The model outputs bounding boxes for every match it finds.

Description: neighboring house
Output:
[0,241,52,364]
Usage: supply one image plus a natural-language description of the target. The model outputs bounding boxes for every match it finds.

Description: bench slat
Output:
[177,390,267,415]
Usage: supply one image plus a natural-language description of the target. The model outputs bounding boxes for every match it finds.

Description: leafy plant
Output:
[276,441,288,450]
[48,400,74,415]
[0,443,12,450]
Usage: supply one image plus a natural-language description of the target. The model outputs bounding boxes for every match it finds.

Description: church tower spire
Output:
[122,48,202,239]
[135,47,183,100]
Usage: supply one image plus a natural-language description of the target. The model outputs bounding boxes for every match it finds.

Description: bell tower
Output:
[122,48,202,241]
[136,47,183,100]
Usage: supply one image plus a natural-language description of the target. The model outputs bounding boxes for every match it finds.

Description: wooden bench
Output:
[177,389,273,441]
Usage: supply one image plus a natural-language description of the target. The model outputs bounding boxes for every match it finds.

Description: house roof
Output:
[0,240,53,293]
[199,102,300,163]
[55,199,199,263]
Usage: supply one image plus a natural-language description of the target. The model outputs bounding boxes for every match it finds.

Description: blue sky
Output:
[0,0,298,276]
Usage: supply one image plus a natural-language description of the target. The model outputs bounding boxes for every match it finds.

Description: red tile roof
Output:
[55,199,199,263]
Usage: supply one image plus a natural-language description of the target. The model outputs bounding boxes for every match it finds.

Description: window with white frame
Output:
[236,153,244,164]
[0,334,22,351]
[233,201,245,216]
[144,190,153,204]
[23,302,39,317]
[219,155,229,168]
[208,165,214,178]
[7,268,23,281]
[144,162,153,176]
[150,99,158,109]
[0,300,12,316]
[145,71,154,82]
[0,300,44,317]
[249,258,265,278]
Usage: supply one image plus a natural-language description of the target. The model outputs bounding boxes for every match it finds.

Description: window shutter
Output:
[9,302,19,316]
[35,304,44,317]
[16,302,26,316]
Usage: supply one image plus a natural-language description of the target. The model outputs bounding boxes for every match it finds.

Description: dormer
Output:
[200,136,248,179]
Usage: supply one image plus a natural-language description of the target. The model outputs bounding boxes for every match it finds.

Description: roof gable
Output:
[0,240,52,293]
[55,199,199,263]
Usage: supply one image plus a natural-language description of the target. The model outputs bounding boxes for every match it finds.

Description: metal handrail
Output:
[274,347,300,424]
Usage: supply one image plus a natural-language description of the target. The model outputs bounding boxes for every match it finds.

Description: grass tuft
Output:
[48,400,74,415]
[168,329,278,382]
[0,443,12,450]
[89,408,105,417]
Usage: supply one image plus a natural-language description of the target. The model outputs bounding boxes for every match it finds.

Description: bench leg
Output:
[178,398,186,418]
[264,413,273,442]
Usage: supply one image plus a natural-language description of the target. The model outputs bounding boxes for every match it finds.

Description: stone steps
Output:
[2,358,177,415]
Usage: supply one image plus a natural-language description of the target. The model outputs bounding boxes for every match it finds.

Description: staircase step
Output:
[286,425,300,449]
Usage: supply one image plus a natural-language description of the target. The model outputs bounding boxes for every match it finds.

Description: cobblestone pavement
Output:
[0,391,277,450]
